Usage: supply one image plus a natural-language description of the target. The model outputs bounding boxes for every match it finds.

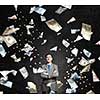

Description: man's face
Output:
[46,55,53,63]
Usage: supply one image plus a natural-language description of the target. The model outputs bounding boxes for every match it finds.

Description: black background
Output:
[0,5,100,94]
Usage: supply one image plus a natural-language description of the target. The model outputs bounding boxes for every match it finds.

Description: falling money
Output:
[46,19,62,32]
[81,23,93,41]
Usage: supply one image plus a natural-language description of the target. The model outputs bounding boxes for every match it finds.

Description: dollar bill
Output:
[81,23,93,41]
[55,6,67,14]
[46,19,62,32]
[62,39,70,48]
[3,36,17,47]
[67,79,78,89]
[19,67,28,79]
[0,44,7,57]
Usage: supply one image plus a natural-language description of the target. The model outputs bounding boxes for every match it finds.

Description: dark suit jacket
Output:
[41,63,59,79]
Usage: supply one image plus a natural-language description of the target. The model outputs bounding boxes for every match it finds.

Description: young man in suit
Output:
[41,54,59,94]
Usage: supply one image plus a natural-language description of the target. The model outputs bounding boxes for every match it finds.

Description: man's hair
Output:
[45,53,53,58]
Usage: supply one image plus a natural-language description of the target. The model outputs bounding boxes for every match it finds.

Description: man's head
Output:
[46,54,53,63]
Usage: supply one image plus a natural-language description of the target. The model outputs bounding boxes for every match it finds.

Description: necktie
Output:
[48,64,51,75]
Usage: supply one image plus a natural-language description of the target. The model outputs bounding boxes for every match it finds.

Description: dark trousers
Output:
[41,78,57,94]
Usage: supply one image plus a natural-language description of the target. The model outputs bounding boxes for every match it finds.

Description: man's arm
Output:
[41,65,49,78]
[52,64,59,77]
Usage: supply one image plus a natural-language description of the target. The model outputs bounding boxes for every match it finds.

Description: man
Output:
[41,54,59,94]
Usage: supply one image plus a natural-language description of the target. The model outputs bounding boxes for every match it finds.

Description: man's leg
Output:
[42,80,50,94]
[50,81,57,93]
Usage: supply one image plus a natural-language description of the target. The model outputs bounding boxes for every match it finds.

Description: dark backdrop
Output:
[0,5,100,94]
